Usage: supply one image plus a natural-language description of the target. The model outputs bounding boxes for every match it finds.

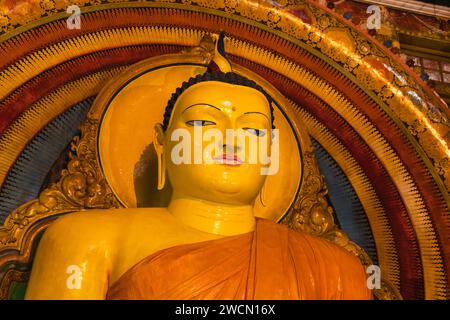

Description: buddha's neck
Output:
[168,193,255,236]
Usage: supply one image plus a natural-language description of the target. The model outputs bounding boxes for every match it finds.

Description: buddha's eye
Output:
[186,120,216,126]
[243,127,266,137]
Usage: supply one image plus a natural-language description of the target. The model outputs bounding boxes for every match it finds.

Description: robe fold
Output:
[106,218,372,300]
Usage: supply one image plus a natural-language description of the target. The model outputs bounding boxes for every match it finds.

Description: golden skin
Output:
[25,81,274,299]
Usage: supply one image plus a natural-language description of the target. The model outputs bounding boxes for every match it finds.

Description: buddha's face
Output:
[156,81,273,205]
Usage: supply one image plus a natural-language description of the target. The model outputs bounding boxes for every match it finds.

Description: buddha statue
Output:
[24,34,371,300]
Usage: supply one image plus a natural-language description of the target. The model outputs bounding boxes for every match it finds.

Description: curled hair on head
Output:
[161,72,276,131]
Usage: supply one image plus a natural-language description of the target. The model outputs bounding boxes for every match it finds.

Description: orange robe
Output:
[107,218,372,300]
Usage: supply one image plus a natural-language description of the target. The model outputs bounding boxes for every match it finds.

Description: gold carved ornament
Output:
[0,118,120,248]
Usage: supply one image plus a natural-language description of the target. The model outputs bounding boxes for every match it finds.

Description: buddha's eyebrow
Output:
[182,103,221,113]
[243,112,270,122]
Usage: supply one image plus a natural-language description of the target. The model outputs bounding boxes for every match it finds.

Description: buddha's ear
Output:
[153,123,165,150]
[153,123,166,190]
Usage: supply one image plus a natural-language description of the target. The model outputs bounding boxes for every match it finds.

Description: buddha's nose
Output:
[222,143,241,154]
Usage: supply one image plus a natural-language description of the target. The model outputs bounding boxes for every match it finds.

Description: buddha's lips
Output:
[213,154,243,166]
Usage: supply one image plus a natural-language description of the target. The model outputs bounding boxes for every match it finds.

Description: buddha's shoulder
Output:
[44,208,177,243]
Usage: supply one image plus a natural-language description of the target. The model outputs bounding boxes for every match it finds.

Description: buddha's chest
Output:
[109,227,222,285]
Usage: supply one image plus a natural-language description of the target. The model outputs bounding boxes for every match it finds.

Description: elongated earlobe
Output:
[259,183,267,207]
[157,151,166,190]
[153,124,166,190]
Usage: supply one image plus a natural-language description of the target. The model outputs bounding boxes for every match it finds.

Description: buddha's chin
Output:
[168,165,265,202]
[205,188,258,206]
[205,180,262,204]
[174,182,259,205]
[211,184,243,196]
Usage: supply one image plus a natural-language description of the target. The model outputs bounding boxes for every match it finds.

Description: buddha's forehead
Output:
[174,81,270,114]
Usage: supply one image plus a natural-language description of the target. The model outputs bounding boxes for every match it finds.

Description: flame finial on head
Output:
[207,32,233,74]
